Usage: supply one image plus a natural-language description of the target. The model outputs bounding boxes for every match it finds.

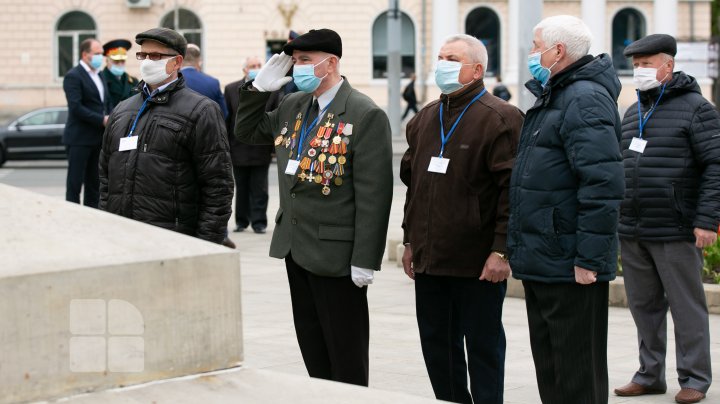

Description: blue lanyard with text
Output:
[127,96,152,137]
[636,83,666,139]
[438,88,487,157]
[296,99,332,160]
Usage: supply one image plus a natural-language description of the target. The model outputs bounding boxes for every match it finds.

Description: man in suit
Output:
[224,56,278,234]
[62,38,112,208]
[234,29,393,386]
[100,39,139,110]
[180,44,228,118]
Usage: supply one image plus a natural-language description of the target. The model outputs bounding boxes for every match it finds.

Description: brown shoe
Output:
[614,382,666,396]
[221,237,236,249]
[675,388,705,404]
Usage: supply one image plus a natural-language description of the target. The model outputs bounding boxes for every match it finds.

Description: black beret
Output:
[283,29,342,58]
[103,39,132,60]
[623,34,677,57]
[135,27,187,57]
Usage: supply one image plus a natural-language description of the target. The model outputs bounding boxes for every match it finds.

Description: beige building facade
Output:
[0,0,712,114]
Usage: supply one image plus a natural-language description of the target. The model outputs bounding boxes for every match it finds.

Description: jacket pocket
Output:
[144,118,183,154]
[275,209,283,223]
[318,224,355,241]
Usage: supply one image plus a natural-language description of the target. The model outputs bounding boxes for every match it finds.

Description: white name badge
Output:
[285,159,300,175]
[119,136,139,152]
[629,137,647,153]
[428,157,450,174]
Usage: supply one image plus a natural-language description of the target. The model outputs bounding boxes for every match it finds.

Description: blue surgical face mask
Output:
[90,54,103,70]
[527,44,558,86]
[248,69,259,80]
[109,64,125,77]
[293,57,330,93]
[435,60,477,94]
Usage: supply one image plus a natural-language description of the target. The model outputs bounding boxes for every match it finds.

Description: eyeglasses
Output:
[136,52,178,61]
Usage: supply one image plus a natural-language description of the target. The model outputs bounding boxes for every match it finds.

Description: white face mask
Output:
[633,67,664,91]
[140,58,172,85]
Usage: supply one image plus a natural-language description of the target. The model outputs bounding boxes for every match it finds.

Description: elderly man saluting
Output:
[507,15,624,404]
[234,29,393,386]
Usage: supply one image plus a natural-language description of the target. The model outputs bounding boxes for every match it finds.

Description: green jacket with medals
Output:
[235,79,393,277]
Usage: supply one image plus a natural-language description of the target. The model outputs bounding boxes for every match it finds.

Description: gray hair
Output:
[184,43,201,63]
[534,15,593,62]
[444,34,488,74]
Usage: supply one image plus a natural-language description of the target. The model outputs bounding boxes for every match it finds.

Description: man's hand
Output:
[694,227,718,248]
[479,253,511,283]
[103,115,109,127]
[351,266,374,288]
[574,266,597,285]
[401,244,414,280]
[252,53,293,92]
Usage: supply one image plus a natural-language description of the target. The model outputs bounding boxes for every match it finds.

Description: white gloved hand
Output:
[252,53,293,92]
[351,266,375,288]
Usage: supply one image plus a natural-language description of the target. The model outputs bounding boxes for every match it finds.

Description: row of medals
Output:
[274,112,351,196]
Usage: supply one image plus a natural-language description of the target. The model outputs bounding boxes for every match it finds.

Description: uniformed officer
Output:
[101,39,139,110]
[234,28,393,386]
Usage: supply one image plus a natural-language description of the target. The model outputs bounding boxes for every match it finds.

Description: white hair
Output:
[534,15,593,62]
[444,34,488,74]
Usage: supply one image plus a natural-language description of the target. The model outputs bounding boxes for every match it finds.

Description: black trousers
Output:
[233,165,269,230]
[65,145,100,208]
[523,280,609,404]
[285,254,369,386]
[402,102,418,119]
[415,273,506,404]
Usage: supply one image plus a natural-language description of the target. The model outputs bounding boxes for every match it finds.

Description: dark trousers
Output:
[65,145,100,208]
[415,273,506,404]
[402,103,418,119]
[621,239,711,393]
[523,280,609,404]
[285,254,369,386]
[233,165,269,230]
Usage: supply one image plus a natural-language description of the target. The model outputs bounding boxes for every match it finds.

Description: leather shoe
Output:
[233,225,246,233]
[221,237,236,249]
[253,226,267,234]
[614,382,666,396]
[675,388,705,404]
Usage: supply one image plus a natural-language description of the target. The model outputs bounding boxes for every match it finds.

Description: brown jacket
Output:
[400,80,523,277]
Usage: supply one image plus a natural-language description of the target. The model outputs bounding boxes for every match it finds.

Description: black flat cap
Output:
[623,34,677,57]
[283,29,342,58]
[135,27,187,57]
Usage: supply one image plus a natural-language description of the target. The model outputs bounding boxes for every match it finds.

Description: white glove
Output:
[351,266,374,288]
[252,53,293,92]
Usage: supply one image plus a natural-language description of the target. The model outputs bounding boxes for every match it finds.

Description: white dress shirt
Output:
[79,60,104,102]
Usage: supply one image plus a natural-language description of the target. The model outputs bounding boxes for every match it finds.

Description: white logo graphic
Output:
[69,299,145,372]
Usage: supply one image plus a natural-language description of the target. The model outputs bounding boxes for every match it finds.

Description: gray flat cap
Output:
[135,27,187,57]
[623,34,677,57]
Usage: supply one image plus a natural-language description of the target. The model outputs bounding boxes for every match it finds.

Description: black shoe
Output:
[221,237,236,249]
[233,225,246,233]
[253,226,267,234]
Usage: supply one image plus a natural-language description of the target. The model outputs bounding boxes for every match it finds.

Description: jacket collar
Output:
[140,73,186,104]
[439,79,486,109]
[526,55,594,108]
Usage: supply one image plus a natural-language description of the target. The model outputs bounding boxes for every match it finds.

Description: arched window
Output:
[612,8,646,75]
[372,11,416,79]
[161,8,202,47]
[465,7,500,77]
[55,11,96,78]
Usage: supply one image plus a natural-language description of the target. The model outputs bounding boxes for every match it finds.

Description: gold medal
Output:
[274,135,284,146]
[328,155,337,164]
[314,175,322,184]
[318,153,327,162]
[322,186,331,196]
[334,177,343,186]
[338,156,347,165]
[298,172,307,181]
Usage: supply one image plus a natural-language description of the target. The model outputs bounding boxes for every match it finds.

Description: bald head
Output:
[183,43,201,68]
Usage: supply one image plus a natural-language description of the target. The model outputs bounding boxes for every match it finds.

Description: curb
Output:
[387,240,720,314]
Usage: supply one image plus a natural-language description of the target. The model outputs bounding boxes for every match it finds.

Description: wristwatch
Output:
[492,251,508,262]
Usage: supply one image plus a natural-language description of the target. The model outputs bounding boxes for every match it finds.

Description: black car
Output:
[0,107,68,167]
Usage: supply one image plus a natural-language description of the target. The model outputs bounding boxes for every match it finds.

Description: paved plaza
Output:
[1,160,718,403]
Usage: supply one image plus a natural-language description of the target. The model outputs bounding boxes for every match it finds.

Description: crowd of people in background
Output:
[61,16,717,404]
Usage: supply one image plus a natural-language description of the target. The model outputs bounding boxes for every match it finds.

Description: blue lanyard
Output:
[127,96,152,137]
[296,99,332,160]
[636,84,666,139]
[438,88,487,157]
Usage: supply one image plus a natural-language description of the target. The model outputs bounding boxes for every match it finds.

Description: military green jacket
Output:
[235,79,393,277]
[101,68,139,110]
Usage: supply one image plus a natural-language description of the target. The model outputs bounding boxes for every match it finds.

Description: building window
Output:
[465,7,500,77]
[612,8,646,75]
[161,8,202,46]
[56,11,96,78]
[372,11,416,79]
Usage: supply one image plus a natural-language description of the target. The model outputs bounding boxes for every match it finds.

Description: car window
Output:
[18,111,60,126]
[56,110,68,124]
